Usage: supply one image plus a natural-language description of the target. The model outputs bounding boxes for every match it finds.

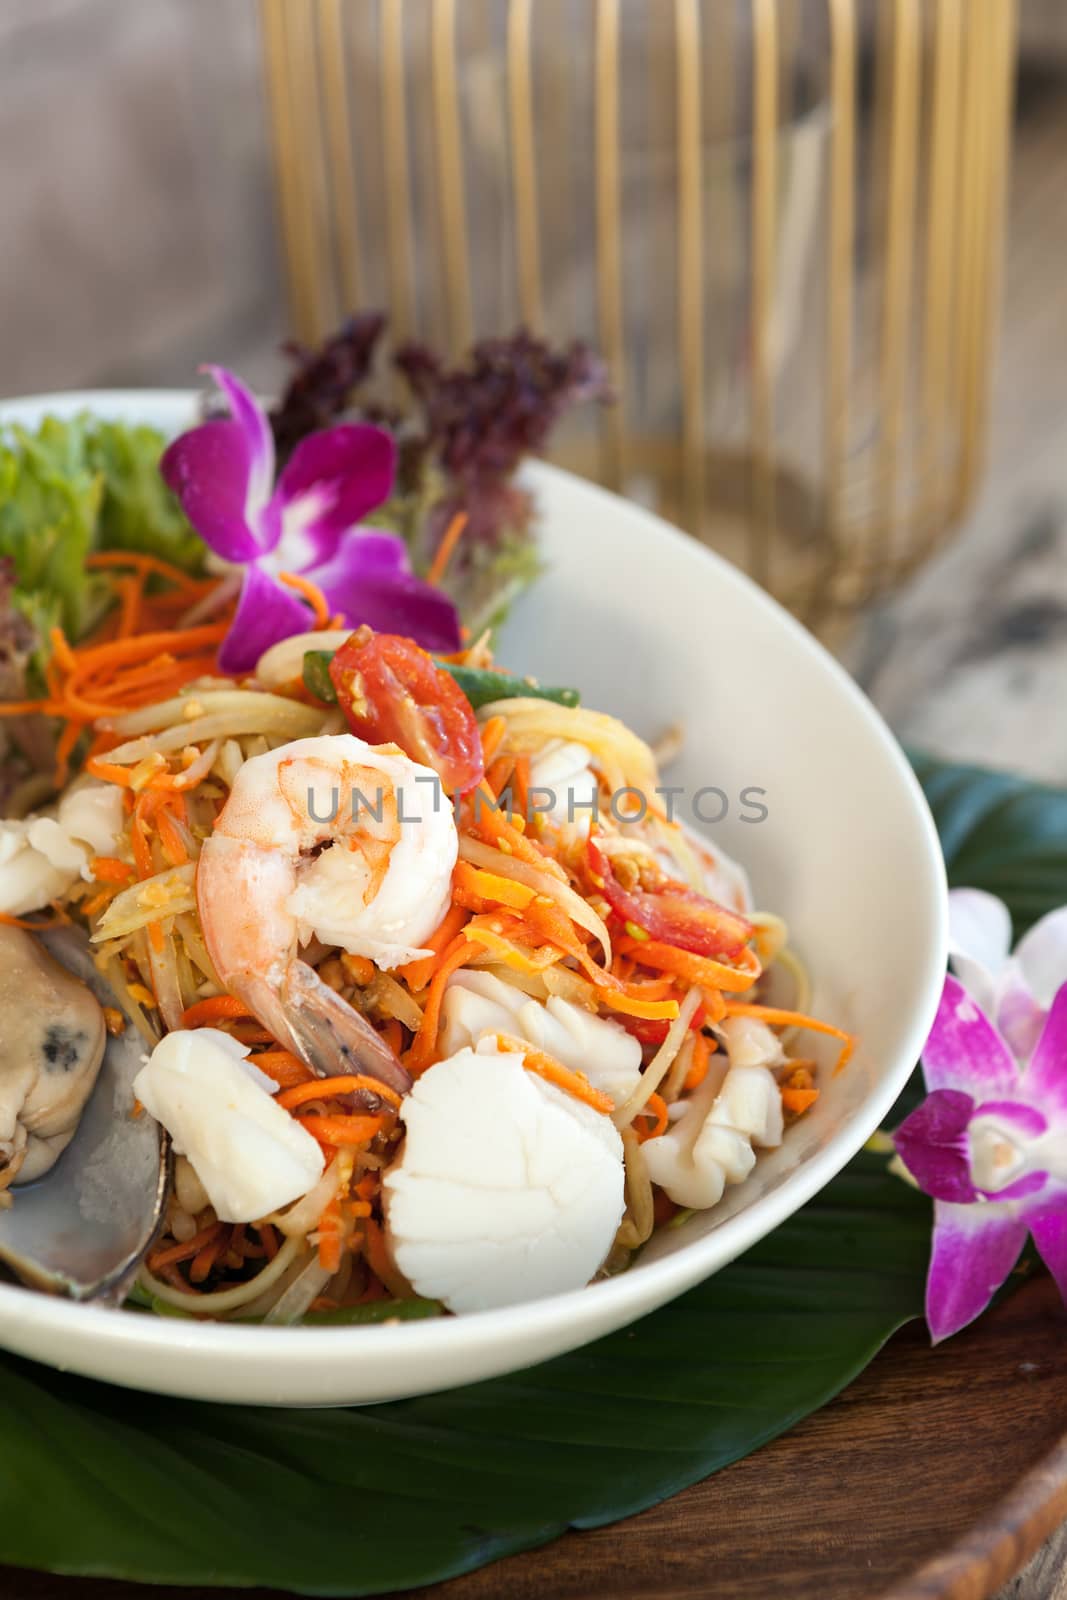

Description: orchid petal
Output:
[973,1099,1048,1138]
[159,419,264,563]
[1029,1204,1067,1305]
[948,889,1012,1016]
[1015,907,1067,1009]
[948,889,1012,974]
[217,564,315,676]
[314,527,409,578]
[312,537,463,653]
[1023,982,1067,1123]
[893,1089,978,1202]
[921,974,1018,1097]
[981,1170,1048,1202]
[274,425,396,571]
[204,365,275,524]
[926,1201,1027,1343]
[996,966,1047,1061]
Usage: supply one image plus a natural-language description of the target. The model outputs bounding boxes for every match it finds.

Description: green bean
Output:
[302,650,580,712]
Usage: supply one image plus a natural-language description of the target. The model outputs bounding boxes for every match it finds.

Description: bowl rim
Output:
[0,387,948,1380]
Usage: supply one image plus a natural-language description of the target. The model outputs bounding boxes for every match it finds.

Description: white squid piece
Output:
[133,1028,324,1223]
[643,1063,784,1211]
[439,968,642,1104]
[526,739,600,835]
[0,781,125,917]
[383,1043,625,1312]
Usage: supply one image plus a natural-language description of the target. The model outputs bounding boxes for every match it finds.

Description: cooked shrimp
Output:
[197,733,458,1093]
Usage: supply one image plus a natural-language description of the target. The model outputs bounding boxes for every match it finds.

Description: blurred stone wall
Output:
[0,0,285,396]
[0,0,1060,400]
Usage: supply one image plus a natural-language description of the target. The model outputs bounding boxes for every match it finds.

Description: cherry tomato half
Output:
[329,629,485,795]
[587,834,752,959]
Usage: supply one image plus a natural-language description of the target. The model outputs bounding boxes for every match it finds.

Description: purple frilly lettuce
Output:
[893,889,1067,1342]
[160,366,461,673]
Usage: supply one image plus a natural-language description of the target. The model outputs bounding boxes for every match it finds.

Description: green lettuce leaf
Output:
[0,414,204,671]
[83,419,204,572]
[0,420,103,639]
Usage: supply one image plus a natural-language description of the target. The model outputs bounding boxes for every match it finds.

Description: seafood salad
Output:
[0,363,852,1326]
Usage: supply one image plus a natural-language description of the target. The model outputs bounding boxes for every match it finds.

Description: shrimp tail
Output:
[277,961,412,1096]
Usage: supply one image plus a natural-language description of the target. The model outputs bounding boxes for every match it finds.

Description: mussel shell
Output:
[0,927,169,1301]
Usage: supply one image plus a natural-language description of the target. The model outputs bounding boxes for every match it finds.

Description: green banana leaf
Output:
[0,753,1060,1595]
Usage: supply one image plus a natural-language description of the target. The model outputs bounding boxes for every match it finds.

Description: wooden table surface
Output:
[0,1276,1063,1600]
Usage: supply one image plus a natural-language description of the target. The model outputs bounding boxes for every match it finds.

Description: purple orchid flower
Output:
[160,366,461,673]
[893,899,1067,1342]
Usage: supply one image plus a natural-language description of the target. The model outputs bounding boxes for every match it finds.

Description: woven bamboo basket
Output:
[259,0,1017,625]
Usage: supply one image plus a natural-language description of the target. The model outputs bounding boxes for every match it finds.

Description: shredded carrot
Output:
[296,1113,387,1148]
[316,1196,343,1274]
[148,1221,224,1273]
[398,900,470,991]
[277,1075,402,1113]
[461,920,561,973]
[479,715,507,766]
[82,886,119,918]
[156,805,189,867]
[181,994,250,1029]
[85,756,137,788]
[90,856,134,884]
[722,1002,855,1075]
[495,1034,615,1115]
[53,716,81,787]
[620,938,762,995]
[381,1018,404,1055]
[634,1092,669,1140]
[86,551,205,592]
[62,623,227,679]
[117,575,142,639]
[230,1025,275,1046]
[600,990,681,1022]
[0,698,65,718]
[484,753,515,799]
[782,1086,820,1114]
[278,570,330,628]
[250,1051,314,1088]
[511,754,530,823]
[362,1218,410,1299]
[407,933,477,1073]
[259,1223,280,1261]
[0,907,70,931]
[452,861,536,912]
[189,1225,232,1284]
[130,791,157,878]
[684,1031,713,1091]
[469,781,564,875]
[426,509,468,587]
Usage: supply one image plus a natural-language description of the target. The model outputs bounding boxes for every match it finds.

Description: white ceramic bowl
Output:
[0,390,947,1406]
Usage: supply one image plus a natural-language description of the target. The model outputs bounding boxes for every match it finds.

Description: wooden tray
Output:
[2,1276,1065,1600]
